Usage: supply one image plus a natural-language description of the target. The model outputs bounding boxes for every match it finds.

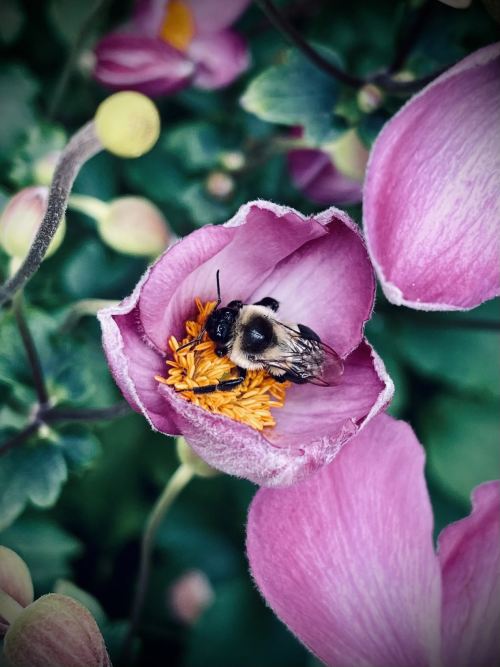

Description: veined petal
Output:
[363,42,500,310]
[438,481,500,667]
[247,414,442,666]
[93,33,195,96]
[189,30,250,89]
[187,0,250,33]
[287,148,363,206]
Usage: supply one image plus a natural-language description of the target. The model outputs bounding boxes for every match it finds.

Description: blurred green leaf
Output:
[391,301,500,399]
[0,0,24,45]
[9,122,66,187]
[0,65,38,165]
[357,110,389,148]
[421,395,500,507]
[179,183,231,227]
[241,49,340,143]
[0,518,81,590]
[0,441,68,530]
[164,123,228,172]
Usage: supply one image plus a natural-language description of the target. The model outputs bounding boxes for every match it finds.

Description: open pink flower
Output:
[98,201,392,486]
[247,413,500,667]
[93,0,250,96]
[363,42,500,310]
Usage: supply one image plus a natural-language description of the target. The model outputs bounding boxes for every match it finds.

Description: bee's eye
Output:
[206,309,235,344]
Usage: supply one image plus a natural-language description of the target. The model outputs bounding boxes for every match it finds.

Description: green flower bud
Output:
[0,187,65,260]
[357,83,384,113]
[3,594,111,667]
[0,547,34,636]
[219,151,245,172]
[322,129,369,182]
[176,438,219,478]
[97,197,171,257]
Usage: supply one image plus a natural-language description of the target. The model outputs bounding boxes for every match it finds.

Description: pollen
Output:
[155,299,289,431]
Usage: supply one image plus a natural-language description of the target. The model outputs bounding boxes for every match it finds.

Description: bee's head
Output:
[205,307,237,345]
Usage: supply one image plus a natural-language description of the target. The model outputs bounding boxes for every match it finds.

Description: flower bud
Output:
[94,91,160,158]
[437,0,472,7]
[357,83,384,113]
[0,547,34,636]
[176,437,219,478]
[3,594,110,667]
[97,196,171,257]
[205,171,234,199]
[323,129,369,182]
[219,151,245,172]
[168,570,214,624]
[0,187,65,260]
[33,150,61,186]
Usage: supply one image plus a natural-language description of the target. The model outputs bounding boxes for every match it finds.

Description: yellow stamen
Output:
[159,0,195,52]
[156,299,289,431]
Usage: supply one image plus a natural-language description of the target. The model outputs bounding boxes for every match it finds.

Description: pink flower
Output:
[288,129,368,207]
[363,42,500,310]
[93,0,251,96]
[98,201,393,486]
[247,413,500,667]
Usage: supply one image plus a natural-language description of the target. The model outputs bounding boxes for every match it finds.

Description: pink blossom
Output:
[98,201,393,486]
[363,42,500,310]
[93,0,251,96]
[247,413,500,667]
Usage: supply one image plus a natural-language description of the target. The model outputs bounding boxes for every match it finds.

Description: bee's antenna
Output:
[215,269,222,308]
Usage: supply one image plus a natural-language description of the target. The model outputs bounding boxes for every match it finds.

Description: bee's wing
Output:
[261,321,344,387]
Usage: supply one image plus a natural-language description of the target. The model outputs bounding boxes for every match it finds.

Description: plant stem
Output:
[0,122,102,308]
[0,590,24,625]
[68,194,109,223]
[48,0,110,119]
[255,0,365,87]
[389,0,432,74]
[121,464,194,664]
[12,293,49,408]
[0,421,41,457]
[46,402,131,423]
[59,298,120,333]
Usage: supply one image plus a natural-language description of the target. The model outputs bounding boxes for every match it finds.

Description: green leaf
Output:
[0,518,81,590]
[0,441,68,530]
[391,301,500,399]
[0,0,24,45]
[0,65,38,164]
[357,110,389,148]
[421,395,500,507]
[241,49,339,143]
[59,428,101,472]
[180,182,231,227]
[164,122,227,172]
[8,122,66,187]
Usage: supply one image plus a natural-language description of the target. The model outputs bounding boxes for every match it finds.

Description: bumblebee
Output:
[179,271,344,394]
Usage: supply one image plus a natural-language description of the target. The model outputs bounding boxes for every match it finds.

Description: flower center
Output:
[156,299,289,431]
[159,0,195,52]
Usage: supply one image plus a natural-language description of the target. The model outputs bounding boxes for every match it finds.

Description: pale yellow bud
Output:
[94,91,160,158]
[0,547,34,636]
[0,187,65,260]
[219,151,245,171]
[33,151,62,186]
[357,83,384,113]
[205,171,235,199]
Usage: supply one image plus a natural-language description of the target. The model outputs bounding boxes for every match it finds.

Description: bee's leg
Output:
[253,297,279,311]
[191,367,247,394]
[215,345,228,357]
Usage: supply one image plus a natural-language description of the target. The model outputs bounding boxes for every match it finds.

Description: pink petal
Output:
[138,201,327,352]
[288,148,363,206]
[364,42,500,310]
[188,30,250,89]
[247,414,442,666]
[93,33,195,96]
[133,0,167,36]
[250,208,375,357]
[438,481,500,667]
[98,271,178,434]
[187,0,250,33]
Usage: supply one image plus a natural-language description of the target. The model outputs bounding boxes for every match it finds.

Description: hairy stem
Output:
[0,122,102,308]
[12,293,49,408]
[121,464,194,664]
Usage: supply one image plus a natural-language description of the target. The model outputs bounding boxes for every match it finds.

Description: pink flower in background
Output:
[93,0,251,96]
[99,200,392,487]
[363,42,500,310]
[288,129,369,207]
[247,413,500,667]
